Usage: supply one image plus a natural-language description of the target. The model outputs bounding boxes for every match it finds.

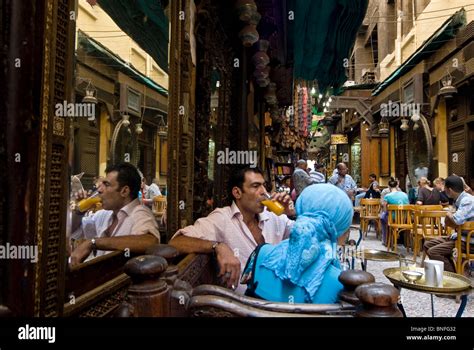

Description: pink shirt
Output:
[172,202,293,294]
[73,199,160,257]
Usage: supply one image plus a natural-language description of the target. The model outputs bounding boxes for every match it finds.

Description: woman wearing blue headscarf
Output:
[242,183,353,303]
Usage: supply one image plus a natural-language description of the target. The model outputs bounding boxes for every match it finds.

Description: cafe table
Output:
[383,267,472,317]
[356,249,400,272]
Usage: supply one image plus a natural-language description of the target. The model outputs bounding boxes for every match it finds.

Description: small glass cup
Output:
[261,192,285,216]
[399,257,417,281]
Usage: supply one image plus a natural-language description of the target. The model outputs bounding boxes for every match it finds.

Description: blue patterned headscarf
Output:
[261,184,353,302]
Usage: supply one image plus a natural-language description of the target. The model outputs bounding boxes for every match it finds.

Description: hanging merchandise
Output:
[275,121,308,151]
[285,106,291,123]
[302,86,308,137]
[297,83,303,133]
[291,85,298,129]
[307,88,315,135]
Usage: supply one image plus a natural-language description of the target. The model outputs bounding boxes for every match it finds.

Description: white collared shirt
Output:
[172,201,294,294]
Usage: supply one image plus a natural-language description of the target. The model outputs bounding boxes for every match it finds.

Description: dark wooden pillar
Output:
[1,0,74,317]
[1,0,43,316]
[167,0,196,240]
[238,47,249,151]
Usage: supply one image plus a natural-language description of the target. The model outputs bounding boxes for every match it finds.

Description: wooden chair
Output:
[414,205,443,210]
[153,195,167,218]
[360,198,381,240]
[412,210,448,264]
[455,221,474,275]
[413,205,454,235]
[386,204,415,252]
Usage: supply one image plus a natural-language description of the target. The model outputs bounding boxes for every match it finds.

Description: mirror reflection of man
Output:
[70,163,160,266]
[169,166,295,294]
[142,178,162,208]
[414,162,428,182]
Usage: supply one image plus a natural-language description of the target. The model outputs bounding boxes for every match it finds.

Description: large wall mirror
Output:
[64,0,170,316]
[406,112,433,188]
[2,0,173,317]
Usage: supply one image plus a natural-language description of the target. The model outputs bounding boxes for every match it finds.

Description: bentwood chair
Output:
[360,198,381,240]
[414,205,443,211]
[387,205,415,252]
[455,221,474,275]
[412,210,448,265]
[153,195,167,220]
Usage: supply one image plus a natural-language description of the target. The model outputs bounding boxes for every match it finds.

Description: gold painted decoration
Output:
[330,134,348,145]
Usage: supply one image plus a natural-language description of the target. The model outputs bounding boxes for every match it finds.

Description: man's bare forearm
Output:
[95,233,158,253]
[168,235,214,254]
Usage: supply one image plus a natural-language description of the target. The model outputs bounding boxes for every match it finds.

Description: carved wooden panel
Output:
[43,145,65,316]
[52,0,71,137]
[177,254,216,287]
[78,289,128,317]
[167,0,196,239]
[34,0,73,316]
[166,0,184,238]
[193,0,234,217]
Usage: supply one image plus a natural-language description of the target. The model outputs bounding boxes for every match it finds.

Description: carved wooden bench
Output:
[116,245,403,317]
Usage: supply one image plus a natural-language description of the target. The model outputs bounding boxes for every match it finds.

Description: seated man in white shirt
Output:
[329,163,357,200]
[169,166,295,294]
[142,178,162,208]
[70,163,160,266]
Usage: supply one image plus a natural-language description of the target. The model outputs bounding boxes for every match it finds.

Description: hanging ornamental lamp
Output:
[81,79,98,104]
[264,83,277,105]
[438,70,457,99]
[235,0,258,22]
[157,115,167,137]
[239,24,259,47]
[378,117,389,135]
[121,114,130,127]
[135,123,143,135]
[252,40,270,69]
[400,118,409,131]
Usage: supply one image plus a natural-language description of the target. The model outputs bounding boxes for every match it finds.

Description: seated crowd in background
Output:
[379,178,409,246]
[416,177,441,205]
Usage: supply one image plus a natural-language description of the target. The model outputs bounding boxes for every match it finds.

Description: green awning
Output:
[372,9,466,96]
[293,0,368,93]
[97,0,169,73]
[78,31,168,97]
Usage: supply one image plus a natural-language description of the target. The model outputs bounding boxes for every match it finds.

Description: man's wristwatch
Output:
[211,241,220,254]
[91,238,97,257]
